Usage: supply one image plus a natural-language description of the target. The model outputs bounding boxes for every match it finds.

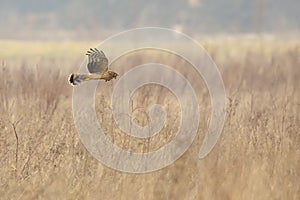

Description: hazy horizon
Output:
[0,0,299,40]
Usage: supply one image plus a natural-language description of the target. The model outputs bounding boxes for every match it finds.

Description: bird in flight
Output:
[69,48,118,86]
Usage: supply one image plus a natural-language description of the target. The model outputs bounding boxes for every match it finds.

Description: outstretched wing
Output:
[86,48,108,73]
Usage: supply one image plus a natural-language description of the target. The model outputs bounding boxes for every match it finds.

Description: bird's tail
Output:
[68,73,92,86]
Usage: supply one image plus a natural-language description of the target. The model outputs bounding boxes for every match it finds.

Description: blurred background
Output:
[0,0,299,40]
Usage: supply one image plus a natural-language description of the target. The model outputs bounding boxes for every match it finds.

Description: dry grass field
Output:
[0,36,299,199]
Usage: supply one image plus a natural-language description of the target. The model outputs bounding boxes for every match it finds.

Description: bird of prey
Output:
[69,48,118,86]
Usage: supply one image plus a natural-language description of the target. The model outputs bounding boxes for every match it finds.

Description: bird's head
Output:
[110,71,118,79]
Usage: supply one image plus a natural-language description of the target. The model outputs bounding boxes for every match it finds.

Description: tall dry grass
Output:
[0,37,299,199]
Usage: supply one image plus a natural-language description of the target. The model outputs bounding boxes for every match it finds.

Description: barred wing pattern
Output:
[86,48,108,73]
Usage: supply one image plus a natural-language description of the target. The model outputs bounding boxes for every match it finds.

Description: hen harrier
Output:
[69,48,118,86]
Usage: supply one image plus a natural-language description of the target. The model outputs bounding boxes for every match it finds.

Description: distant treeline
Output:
[0,0,299,39]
